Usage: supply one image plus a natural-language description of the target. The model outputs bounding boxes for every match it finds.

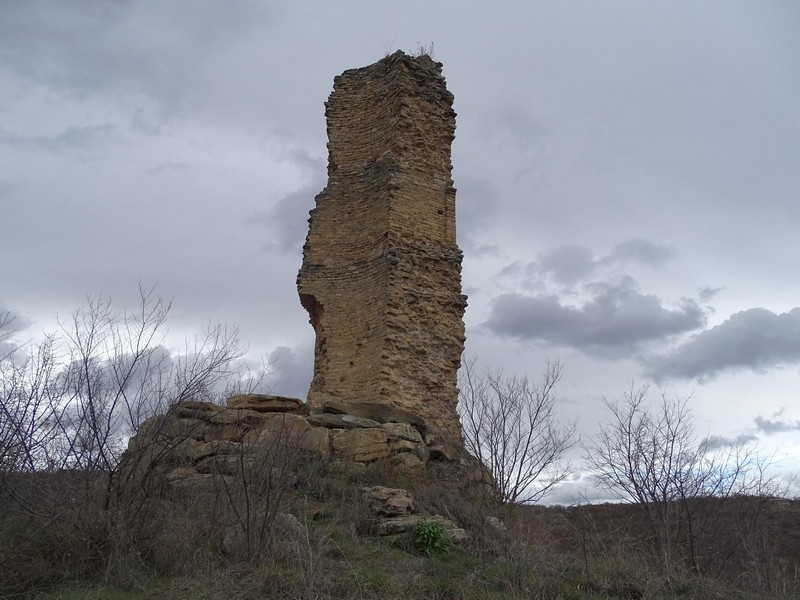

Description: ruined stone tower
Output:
[297,51,467,441]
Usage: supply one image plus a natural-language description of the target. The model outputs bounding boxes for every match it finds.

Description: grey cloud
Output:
[456,175,501,258]
[754,415,800,435]
[132,104,171,135]
[0,2,276,128]
[544,471,619,505]
[146,161,190,175]
[0,124,115,154]
[645,308,800,381]
[497,261,523,279]
[499,239,675,288]
[246,146,325,254]
[264,145,325,175]
[602,238,674,269]
[0,181,15,200]
[267,344,313,400]
[0,306,31,339]
[539,245,595,286]
[698,286,724,302]
[248,182,320,254]
[484,278,706,355]
[705,433,759,451]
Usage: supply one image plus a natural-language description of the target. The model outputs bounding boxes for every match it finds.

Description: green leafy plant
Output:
[413,519,451,557]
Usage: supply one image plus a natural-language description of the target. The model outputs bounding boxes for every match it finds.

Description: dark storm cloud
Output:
[645,308,800,380]
[246,145,325,253]
[484,277,705,355]
[754,415,800,435]
[0,1,278,128]
[267,344,313,400]
[455,175,501,257]
[248,182,321,254]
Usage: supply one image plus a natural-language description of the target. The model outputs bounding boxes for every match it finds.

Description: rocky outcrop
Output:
[227,394,304,413]
[297,50,467,445]
[119,395,461,498]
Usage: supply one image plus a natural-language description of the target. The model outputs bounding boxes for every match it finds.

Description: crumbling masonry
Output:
[297,51,467,441]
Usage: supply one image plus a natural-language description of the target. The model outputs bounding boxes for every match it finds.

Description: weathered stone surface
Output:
[390,451,425,472]
[361,487,468,543]
[485,516,507,532]
[227,394,304,413]
[362,486,415,517]
[196,454,252,476]
[167,473,233,497]
[383,422,424,444]
[209,408,270,425]
[162,437,204,465]
[389,439,417,454]
[387,439,429,464]
[375,515,466,542]
[169,400,222,420]
[412,443,430,463]
[434,518,469,544]
[426,430,460,460]
[165,466,199,480]
[297,51,466,442]
[192,440,246,461]
[307,413,381,429]
[317,398,429,431]
[376,515,421,535]
[243,413,311,447]
[331,428,389,462]
[203,423,247,442]
[428,444,459,461]
[131,415,210,449]
[298,427,331,458]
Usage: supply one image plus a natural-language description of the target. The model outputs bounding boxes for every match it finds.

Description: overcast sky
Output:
[2,1,798,501]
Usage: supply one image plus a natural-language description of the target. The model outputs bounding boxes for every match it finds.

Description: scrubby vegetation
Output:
[1,456,798,599]
[2,293,798,599]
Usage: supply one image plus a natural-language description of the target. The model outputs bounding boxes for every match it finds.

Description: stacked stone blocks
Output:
[298,50,467,442]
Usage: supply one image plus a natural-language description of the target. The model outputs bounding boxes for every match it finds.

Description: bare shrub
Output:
[214,417,308,562]
[0,286,266,595]
[584,384,790,585]
[458,358,576,504]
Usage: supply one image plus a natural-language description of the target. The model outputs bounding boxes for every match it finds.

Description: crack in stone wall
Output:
[297,51,467,441]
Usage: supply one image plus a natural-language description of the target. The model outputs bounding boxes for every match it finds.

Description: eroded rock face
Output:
[227,394,304,413]
[119,397,455,500]
[297,51,467,443]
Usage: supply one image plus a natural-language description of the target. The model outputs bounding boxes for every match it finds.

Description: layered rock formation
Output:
[120,395,449,498]
[116,395,476,559]
[298,51,467,442]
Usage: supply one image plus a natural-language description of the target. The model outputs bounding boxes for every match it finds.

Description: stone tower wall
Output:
[297,51,466,440]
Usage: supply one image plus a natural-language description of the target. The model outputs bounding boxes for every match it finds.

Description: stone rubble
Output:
[360,485,468,543]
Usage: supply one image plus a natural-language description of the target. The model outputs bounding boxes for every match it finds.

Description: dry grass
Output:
[1,459,798,600]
